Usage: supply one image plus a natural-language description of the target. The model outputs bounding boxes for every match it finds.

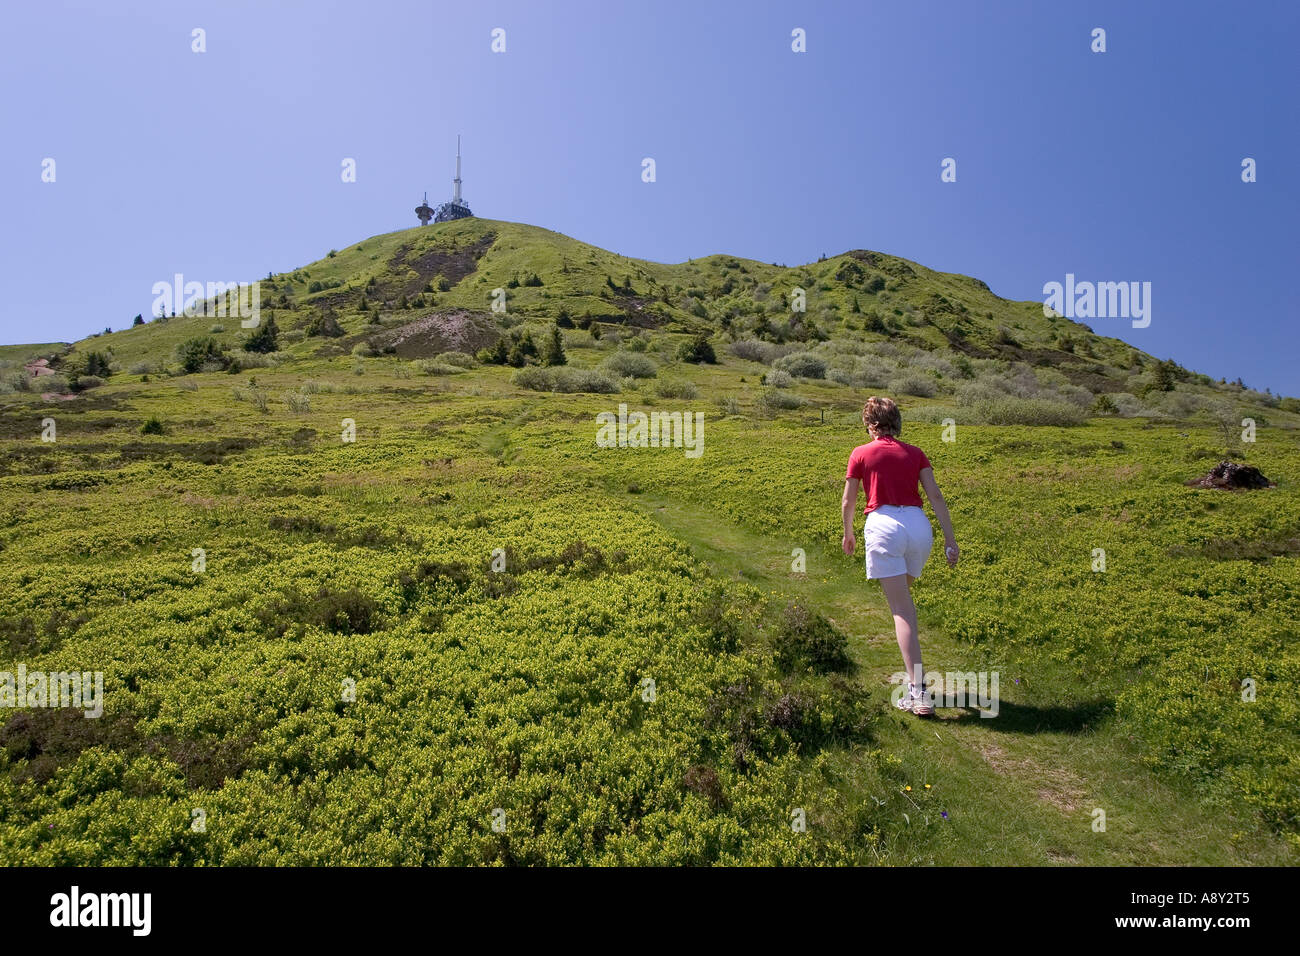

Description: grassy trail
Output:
[635,492,1293,865]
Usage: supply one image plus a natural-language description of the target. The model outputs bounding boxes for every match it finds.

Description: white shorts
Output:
[863,505,934,580]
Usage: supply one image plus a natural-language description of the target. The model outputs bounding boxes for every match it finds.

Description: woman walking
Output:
[841,397,958,716]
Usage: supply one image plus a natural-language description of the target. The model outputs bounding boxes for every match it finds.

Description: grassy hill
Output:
[0,220,1296,864]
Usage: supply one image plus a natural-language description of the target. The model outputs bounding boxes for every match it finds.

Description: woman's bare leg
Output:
[879,574,922,691]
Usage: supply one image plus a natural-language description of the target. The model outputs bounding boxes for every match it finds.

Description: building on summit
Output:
[417,136,473,225]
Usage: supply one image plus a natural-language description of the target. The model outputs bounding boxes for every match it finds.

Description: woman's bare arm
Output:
[841,479,859,555]
[920,467,958,566]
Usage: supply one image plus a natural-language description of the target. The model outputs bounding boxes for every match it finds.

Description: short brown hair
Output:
[863,396,902,436]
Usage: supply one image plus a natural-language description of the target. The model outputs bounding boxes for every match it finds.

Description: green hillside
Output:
[0,220,1296,864]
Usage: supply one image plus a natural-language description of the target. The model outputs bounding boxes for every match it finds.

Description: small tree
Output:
[1151,359,1177,392]
[478,337,509,365]
[542,325,567,366]
[244,315,280,353]
[83,351,113,377]
[678,333,717,364]
[305,311,344,338]
[177,337,226,373]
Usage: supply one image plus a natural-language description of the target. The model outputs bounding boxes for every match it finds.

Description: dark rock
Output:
[1187,461,1274,490]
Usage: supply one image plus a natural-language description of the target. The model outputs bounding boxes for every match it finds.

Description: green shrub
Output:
[553,368,620,394]
[716,396,742,416]
[226,349,280,370]
[654,379,699,399]
[284,391,311,413]
[887,373,937,398]
[305,312,345,338]
[602,352,657,379]
[774,351,826,379]
[243,316,280,354]
[259,587,378,636]
[678,333,717,364]
[506,330,538,367]
[728,339,779,364]
[774,602,852,673]
[436,351,476,368]
[176,337,227,373]
[478,338,510,365]
[973,397,1087,426]
[513,367,619,394]
[512,366,554,391]
[140,416,164,435]
[758,389,806,411]
[1092,394,1118,414]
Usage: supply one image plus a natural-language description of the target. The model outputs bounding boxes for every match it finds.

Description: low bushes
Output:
[513,366,619,394]
[972,397,1088,426]
[601,352,657,379]
[758,389,806,412]
[415,359,463,375]
[887,373,937,398]
[654,379,699,399]
[773,351,827,379]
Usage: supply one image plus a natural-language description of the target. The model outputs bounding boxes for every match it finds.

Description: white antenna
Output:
[453,135,463,204]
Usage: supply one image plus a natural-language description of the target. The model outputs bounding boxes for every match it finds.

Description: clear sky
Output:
[2,0,1296,394]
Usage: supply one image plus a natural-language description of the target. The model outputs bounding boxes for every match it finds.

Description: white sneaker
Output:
[895,685,934,717]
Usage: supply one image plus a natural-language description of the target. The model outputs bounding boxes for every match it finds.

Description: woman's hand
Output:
[842,532,856,556]
[944,540,959,567]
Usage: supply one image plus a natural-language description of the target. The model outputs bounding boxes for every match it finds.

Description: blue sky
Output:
[2,0,1297,393]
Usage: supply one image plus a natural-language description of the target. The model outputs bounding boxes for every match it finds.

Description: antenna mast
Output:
[453,135,463,204]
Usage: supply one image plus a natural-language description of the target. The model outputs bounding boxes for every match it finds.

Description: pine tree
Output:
[542,325,567,366]
[1152,359,1177,392]
[244,315,280,354]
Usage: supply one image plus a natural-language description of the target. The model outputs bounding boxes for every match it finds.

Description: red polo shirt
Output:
[845,435,931,514]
